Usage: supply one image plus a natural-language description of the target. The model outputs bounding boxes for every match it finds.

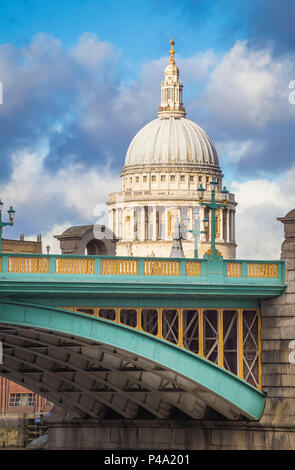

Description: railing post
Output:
[138,258,145,276]
[180,259,186,277]
[94,257,100,276]
[241,261,248,279]
[48,256,56,274]
[279,261,285,282]
[1,254,9,273]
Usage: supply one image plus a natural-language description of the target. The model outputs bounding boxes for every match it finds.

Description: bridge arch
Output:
[0,301,265,421]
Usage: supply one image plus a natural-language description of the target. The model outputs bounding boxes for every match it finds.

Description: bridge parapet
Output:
[0,253,285,287]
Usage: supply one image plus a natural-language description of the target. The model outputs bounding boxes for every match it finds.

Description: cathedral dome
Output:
[123,37,220,173]
[124,116,220,171]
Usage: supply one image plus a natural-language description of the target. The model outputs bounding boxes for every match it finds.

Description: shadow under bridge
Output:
[0,301,265,421]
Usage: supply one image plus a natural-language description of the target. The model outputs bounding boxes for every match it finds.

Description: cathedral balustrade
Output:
[108,190,236,202]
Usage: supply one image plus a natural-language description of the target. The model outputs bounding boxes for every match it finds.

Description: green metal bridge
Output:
[0,252,286,422]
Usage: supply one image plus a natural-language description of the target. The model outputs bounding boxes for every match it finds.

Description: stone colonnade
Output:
[110,204,236,245]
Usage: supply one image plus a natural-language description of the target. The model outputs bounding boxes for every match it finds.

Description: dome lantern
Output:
[158,38,186,119]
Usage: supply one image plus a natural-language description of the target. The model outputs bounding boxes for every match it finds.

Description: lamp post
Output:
[183,208,209,259]
[0,200,15,252]
[197,178,229,258]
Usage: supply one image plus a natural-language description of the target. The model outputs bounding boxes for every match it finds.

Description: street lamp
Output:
[0,200,16,252]
[197,177,229,258]
[183,208,209,259]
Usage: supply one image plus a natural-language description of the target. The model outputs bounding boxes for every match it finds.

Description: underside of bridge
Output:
[0,301,265,423]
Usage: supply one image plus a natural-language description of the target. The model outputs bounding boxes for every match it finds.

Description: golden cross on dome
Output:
[169,37,175,64]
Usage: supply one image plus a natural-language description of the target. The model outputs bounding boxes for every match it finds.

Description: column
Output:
[230,210,234,242]
[130,208,134,241]
[152,206,157,240]
[139,206,145,241]
[220,208,224,241]
[164,207,169,240]
[116,209,120,238]
[111,209,116,235]
[227,208,231,242]
[145,206,149,240]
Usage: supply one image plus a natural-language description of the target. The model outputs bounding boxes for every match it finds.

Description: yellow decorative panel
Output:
[226,263,241,277]
[247,263,278,278]
[144,260,180,276]
[8,257,49,273]
[186,261,201,276]
[100,258,138,275]
[56,258,95,274]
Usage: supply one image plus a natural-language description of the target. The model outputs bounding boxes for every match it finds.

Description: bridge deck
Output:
[0,253,286,299]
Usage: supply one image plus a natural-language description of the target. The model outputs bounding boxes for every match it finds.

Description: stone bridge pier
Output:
[259,209,295,430]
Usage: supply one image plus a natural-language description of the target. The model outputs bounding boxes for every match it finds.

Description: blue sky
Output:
[0,1,247,58]
[0,0,295,258]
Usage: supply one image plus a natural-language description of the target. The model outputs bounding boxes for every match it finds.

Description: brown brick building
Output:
[0,377,52,417]
[2,234,42,254]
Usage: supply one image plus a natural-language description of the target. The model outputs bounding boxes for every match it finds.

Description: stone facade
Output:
[54,225,117,256]
[108,186,236,259]
[45,420,295,450]
[260,209,295,427]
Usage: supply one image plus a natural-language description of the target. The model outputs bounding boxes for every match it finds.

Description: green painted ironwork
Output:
[0,201,15,252]
[183,207,207,259]
[198,177,228,258]
[0,300,266,420]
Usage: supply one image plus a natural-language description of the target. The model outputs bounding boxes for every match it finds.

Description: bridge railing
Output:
[0,252,285,285]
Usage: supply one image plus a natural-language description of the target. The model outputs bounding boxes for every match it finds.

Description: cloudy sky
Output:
[0,0,294,258]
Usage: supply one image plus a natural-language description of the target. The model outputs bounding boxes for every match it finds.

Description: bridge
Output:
[0,251,286,428]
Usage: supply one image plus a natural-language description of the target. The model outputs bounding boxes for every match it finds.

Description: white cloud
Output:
[233,167,295,259]
[0,147,121,251]
[70,33,118,70]
[204,40,294,128]
[25,223,69,254]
